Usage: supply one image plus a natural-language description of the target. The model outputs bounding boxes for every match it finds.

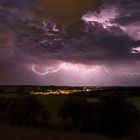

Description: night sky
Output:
[0,0,140,86]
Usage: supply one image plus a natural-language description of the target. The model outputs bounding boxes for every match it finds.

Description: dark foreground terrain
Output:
[0,125,139,140]
[0,87,139,140]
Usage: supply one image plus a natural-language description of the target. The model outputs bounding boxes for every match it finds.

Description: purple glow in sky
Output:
[0,0,140,86]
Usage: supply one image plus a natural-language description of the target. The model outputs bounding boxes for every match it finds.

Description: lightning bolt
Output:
[31,63,140,77]
[101,65,114,76]
[102,65,140,77]
[32,63,99,76]
[121,72,140,77]
[32,63,66,76]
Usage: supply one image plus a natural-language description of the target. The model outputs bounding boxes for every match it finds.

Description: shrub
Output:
[96,94,140,136]
[0,97,11,114]
[58,94,140,136]
[0,97,12,122]
[7,95,51,126]
[58,97,93,127]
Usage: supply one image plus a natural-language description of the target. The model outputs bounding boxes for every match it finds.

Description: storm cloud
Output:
[0,0,140,86]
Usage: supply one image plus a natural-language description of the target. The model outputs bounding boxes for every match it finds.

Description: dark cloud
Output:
[115,0,140,25]
[0,0,36,8]
[0,0,140,85]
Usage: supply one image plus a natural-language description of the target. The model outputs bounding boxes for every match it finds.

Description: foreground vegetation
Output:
[0,92,139,138]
